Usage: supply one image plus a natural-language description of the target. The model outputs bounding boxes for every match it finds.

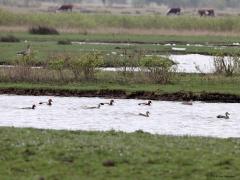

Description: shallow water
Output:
[101,54,215,73]
[0,95,239,138]
[170,54,215,73]
[0,54,217,74]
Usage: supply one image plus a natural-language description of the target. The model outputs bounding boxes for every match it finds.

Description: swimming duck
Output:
[17,44,31,56]
[39,99,53,106]
[139,111,150,117]
[85,103,102,109]
[217,112,230,119]
[100,99,114,106]
[182,100,193,105]
[21,104,36,110]
[138,100,152,106]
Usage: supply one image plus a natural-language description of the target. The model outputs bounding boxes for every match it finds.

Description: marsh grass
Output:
[2,9,240,33]
[0,127,240,179]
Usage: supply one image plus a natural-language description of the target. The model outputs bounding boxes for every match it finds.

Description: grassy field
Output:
[2,8,240,33]
[0,32,240,63]
[0,127,240,179]
[0,73,240,95]
[2,32,240,44]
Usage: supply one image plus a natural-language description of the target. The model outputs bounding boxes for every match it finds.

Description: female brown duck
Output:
[39,99,53,106]
[21,104,36,110]
[100,99,114,106]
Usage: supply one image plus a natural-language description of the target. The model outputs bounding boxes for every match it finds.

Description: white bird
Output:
[83,104,102,109]
[139,111,150,117]
[182,100,193,105]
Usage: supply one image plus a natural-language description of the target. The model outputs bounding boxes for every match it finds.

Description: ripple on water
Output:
[0,95,239,138]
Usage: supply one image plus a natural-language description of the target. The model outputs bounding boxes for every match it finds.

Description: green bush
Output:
[140,56,176,83]
[69,52,103,80]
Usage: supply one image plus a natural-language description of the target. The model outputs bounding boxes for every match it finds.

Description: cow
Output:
[206,9,215,16]
[198,9,215,17]
[198,9,207,16]
[58,4,73,12]
[167,8,181,15]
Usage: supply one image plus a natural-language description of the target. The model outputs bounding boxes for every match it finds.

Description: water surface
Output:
[0,95,238,138]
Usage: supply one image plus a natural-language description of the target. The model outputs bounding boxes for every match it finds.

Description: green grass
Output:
[2,8,240,32]
[0,127,240,179]
[0,34,240,63]
[1,73,240,95]
[2,32,240,45]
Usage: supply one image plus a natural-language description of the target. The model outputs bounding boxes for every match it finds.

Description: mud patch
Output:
[0,88,240,103]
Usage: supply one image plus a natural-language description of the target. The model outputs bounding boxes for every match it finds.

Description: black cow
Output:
[206,9,215,16]
[167,8,181,15]
[58,4,73,12]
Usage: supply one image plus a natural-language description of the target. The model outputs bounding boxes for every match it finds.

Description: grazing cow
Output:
[58,4,73,12]
[167,8,181,15]
[206,9,215,16]
[198,9,207,16]
[198,9,215,17]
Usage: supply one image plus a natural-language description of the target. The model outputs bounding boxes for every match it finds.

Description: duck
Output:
[17,44,31,56]
[21,104,36,110]
[139,111,150,117]
[138,100,152,106]
[182,100,193,105]
[84,103,102,109]
[39,99,53,106]
[100,99,114,106]
[217,112,230,119]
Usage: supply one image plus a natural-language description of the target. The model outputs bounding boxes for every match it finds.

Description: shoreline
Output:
[1,87,240,103]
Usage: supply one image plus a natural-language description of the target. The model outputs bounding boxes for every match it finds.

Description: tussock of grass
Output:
[0,127,240,179]
[29,26,59,35]
[0,35,20,42]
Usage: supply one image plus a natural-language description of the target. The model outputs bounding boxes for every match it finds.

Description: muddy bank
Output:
[0,88,240,103]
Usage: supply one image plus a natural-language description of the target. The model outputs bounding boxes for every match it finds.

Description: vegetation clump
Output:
[29,26,59,35]
[213,52,240,76]
[58,40,72,45]
[0,35,20,42]
[140,56,176,84]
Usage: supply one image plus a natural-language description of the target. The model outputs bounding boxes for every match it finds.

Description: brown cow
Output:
[198,9,215,17]
[198,9,207,16]
[58,4,73,12]
[167,8,181,15]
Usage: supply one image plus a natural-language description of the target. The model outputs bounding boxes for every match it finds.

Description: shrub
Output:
[72,52,103,80]
[0,35,20,42]
[116,49,144,79]
[140,56,176,84]
[47,54,70,81]
[213,52,240,76]
[58,40,72,45]
[10,51,37,81]
[29,26,59,35]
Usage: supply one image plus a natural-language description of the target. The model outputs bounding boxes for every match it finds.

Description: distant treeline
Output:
[1,0,240,9]
[143,0,240,9]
